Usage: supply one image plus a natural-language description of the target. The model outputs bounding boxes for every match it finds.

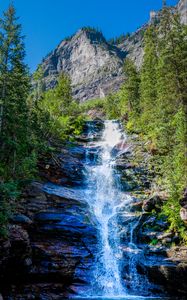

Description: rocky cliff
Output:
[39,2,182,102]
[40,27,145,102]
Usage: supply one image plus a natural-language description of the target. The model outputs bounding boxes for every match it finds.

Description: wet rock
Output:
[143,194,162,212]
[139,214,170,245]
[11,214,33,226]
[142,215,168,231]
[130,200,143,212]
[157,232,173,241]
[115,161,135,170]
[144,246,187,295]
[146,261,187,295]
[4,283,68,300]
[34,212,64,224]
[111,142,130,157]
[43,183,86,204]
[139,229,159,244]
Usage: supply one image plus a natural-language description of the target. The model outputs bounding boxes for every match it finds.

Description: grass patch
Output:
[80,98,106,113]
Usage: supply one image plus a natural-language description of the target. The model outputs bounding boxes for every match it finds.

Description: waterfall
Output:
[43,120,163,299]
[84,120,128,297]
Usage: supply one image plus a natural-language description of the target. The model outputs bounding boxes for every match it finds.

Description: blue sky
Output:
[0,0,178,72]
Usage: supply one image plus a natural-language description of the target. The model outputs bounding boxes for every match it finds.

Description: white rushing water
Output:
[44,120,161,298]
[85,120,131,297]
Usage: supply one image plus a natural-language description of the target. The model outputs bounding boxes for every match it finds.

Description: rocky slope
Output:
[40,27,145,102]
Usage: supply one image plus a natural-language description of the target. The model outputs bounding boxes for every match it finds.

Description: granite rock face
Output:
[117,26,146,70]
[40,28,145,101]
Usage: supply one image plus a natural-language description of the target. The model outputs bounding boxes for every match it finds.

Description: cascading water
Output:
[44,120,164,299]
[84,120,129,296]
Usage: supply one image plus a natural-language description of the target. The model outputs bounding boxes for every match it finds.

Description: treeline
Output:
[108,33,130,45]
[106,8,187,240]
[0,5,84,237]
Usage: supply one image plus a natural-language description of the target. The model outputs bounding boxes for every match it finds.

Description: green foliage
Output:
[0,4,37,237]
[32,64,45,100]
[105,59,140,126]
[80,98,106,112]
[104,9,187,241]
[34,73,85,141]
[0,4,35,181]
[139,25,158,138]
[0,5,85,237]
[81,26,102,34]
[122,58,140,114]
[105,93,121,119]
[0,181,19,237]
[150,238,158,246]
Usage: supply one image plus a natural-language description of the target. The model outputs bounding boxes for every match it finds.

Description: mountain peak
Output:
[71,27,107,45]
[39,22,146,102]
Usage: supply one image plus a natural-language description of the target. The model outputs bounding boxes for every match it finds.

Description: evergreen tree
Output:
[55,73,73,115]
[37,73,83,141]
[122,58,140,114]
[156,8,187,234]
[105,93,121,119]
[140,25,158,139]
[0,5,32,180]
[155,8,185,149]
[117,59,140,131]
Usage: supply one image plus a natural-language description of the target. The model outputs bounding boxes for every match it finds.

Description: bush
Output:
[0,182,20,238]
[80,98,106,112]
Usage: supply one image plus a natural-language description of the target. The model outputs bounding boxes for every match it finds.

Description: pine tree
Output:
[155,8,187,151]
[55,73,73,115]
[140,24,158,139]
[155,8,187,235]
[0,5,31,179]
[105,93,121,119]
[122,58,140,113]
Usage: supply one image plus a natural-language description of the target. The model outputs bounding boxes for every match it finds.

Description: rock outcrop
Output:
[39,26,147,102]
[41,28,126,102]
[116,26,146,70]
[180,188,187,224]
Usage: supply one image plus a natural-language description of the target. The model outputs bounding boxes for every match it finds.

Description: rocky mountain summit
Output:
[39,1,185,102]
[40,27,145,102]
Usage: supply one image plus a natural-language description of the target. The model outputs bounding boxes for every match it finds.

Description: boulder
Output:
[146,261,187,295]
[143,194,162,212]
[0,225,32,289]
[180,207,187,224]
[8,225,32,269]
[180,187,187,208]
